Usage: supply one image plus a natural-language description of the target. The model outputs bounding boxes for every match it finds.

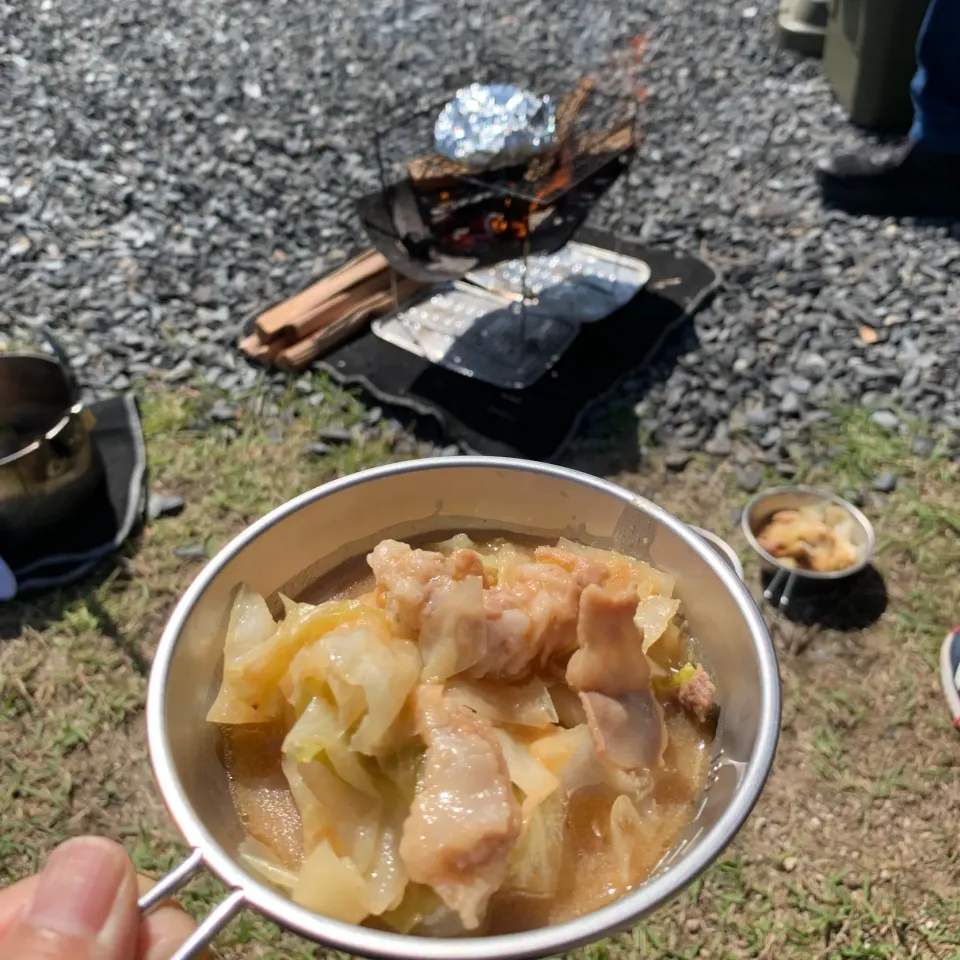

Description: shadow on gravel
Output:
[562,317,701,477]
[761,563,888,632]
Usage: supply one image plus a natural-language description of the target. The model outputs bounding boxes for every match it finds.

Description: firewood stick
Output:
[268,271,394,346]
[254,249,387,340]
[239,332,284,363]
[277,279,422,370]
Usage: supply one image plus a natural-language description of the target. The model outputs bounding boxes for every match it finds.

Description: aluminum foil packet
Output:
[434,83,557,169]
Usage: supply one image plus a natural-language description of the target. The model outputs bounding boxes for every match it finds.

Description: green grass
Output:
[1,385,958,958]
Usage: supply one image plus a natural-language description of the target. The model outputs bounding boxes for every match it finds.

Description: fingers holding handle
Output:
[0,837,207,960]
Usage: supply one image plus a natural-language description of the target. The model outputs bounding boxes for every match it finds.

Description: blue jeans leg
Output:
[909,0,960,152]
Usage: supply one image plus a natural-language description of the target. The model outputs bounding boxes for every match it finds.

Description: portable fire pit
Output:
[241,38,657,392]
[354,39,651,388]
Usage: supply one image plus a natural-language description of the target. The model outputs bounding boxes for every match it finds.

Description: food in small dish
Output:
[755,503,859,573]
[208,534,716,936]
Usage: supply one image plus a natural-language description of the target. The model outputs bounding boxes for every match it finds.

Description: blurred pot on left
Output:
[0,352,102,546]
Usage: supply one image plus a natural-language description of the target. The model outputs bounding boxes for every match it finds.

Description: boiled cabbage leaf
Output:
[288,626,420,756]
[548,682,587,728]
[636,596,681,653]
[379,883,444,934]
[502,790,567,899]
[206,585,280,724]
[555,538,675,598]
[210,595,387,723]
[237,836,298,891]
[530,724,653,800]
[445,676,558,728]
[293,840,371,924]
[283,697,381,797]
[494,728,560,819]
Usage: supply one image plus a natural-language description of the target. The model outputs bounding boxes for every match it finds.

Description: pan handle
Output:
[763,567,797,611]
[139,849,247,960]
[33,324,81,406]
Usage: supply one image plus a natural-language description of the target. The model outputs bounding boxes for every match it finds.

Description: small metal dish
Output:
[741,486,876,610]
[692,526,745,582]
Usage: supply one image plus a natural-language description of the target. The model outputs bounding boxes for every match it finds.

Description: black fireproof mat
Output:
[317,228,718,460]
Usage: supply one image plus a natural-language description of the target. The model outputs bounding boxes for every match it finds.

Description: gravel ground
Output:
[2,0,958,461]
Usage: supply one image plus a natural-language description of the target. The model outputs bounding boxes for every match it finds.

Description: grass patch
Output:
[1,386,958,958]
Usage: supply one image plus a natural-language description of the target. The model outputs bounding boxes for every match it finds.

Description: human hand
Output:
[0,837,200,960]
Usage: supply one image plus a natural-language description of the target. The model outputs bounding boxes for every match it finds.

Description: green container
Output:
[777,0,830,57]
[823,0,930,130]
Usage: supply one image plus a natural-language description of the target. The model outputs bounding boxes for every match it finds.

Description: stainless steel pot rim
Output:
[147,457,781,960]
[0,402,85,468]
[741,485,877,582]
[0,352,84,467]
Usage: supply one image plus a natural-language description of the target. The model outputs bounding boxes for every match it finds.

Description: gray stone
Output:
[174,545,207,560]
[318,424,352,444]
[871,471,898,493]
[746,409,773,427]
[779,392,800,415]
[869,410,900,432]
[759,426,782,449]
[912,435,935,457]
[665,452,693,472]
[148,493,186,520]
[209,400,237,422]
[5,0,959,460]
[705,430,732,456]
[303,441,332,457]
[737,465,764,493]
[842,488,865,507]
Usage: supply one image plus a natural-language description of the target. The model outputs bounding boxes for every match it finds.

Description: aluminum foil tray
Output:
[371,283,579,391]
[465,242,651,324]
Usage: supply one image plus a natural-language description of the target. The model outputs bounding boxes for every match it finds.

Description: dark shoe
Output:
[816,141,960,218]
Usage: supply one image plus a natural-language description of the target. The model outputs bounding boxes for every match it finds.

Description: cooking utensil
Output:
[0,350,101,548]
[741,485,876,610]
[141,457,780,960]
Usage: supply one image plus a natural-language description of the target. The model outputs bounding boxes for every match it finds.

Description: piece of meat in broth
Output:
[368,540,451,631]
[368,540,488,634]
[419,575,487,681]
[473,588,534,680]
[566,584,667,770]
[677,665,716,724]
[534,545,610,587]
[579,689,665,769]
[399,685,521,930]
[504,557,606,667]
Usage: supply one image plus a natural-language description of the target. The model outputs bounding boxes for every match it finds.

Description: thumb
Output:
[0,837,139,960]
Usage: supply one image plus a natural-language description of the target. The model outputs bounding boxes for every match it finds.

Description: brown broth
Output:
[224,720,303,869]
[221,537,715,934]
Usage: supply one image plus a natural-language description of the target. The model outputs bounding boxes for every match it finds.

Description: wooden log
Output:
[276,279,423,371]
[253,249,388,340]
